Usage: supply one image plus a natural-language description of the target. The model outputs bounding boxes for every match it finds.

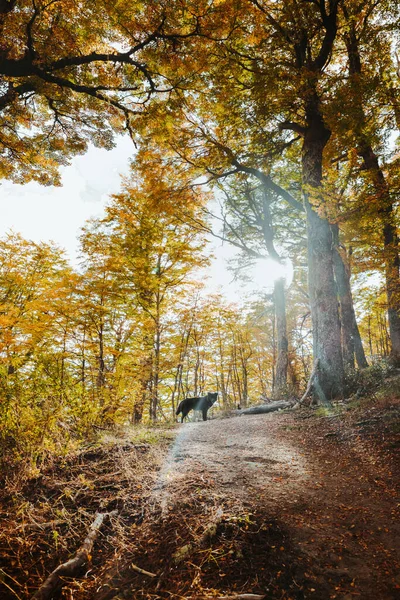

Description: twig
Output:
[31,510,118,600]
[130,563,157,578]
[187,595,266,600]
[18,519,65,532]
[217,596,266,600]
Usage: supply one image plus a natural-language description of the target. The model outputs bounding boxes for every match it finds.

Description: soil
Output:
[0,398,399,600]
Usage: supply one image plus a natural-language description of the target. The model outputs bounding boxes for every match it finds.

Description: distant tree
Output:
[99,175,209,422]
[0,233,75,460]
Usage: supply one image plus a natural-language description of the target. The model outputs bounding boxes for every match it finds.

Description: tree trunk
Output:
[271,313,276,393]
[238,340,250,408]
[239,400,292,415]
[149,286,162,422]
[217,328,229,408]
[302,95,344,400]
[96,320,106,409]
[273,277,288,396]
[193,345,200,396]
[360,148,400,365]
[132,352,152,424]
[151,325,161,422]
[331,225,368,370]
[344,17,400,365]
[261,188,288,395]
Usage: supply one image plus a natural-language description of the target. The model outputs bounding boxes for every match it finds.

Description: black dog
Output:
[176,392,218,423]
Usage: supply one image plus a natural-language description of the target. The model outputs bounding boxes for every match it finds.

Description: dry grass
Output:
[0,425,176,600]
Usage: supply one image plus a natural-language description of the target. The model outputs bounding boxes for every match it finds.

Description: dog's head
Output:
[207,392,218,406]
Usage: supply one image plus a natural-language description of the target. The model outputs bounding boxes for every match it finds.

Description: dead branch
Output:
[293,358,330,408]
[298,359,319,406]
[173,509,224,563]
[130,563,157,578]
[31,510,118,600]
[216,595,266,600]
[199,507,223,547]
[18,519,66,532]
[187,595,266,600]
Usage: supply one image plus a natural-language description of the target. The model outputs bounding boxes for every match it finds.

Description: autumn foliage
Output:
[0,0,400,464]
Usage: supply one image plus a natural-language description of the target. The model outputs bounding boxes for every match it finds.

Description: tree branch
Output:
[278,121,306,135]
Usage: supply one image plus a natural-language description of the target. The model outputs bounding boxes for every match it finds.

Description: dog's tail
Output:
[176,401,183,416]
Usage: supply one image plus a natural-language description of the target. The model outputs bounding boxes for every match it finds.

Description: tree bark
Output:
[293,358,329,408]
[344,13,400,365]
[261,189,289,395]
[273,277,289,396]
[331,225,368,370]
[133,351,152,424]
[361,148,400,365]
[150,284,162,422]
[302,94,344,399]
[96,321,106,394]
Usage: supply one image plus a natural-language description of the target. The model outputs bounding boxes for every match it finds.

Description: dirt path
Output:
[95,410,399,600]
[152,415,309,514]
[1,407,398,600]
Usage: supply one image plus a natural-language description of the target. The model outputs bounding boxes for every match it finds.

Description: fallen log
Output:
[31,510,117,600]
[238,400,292,415]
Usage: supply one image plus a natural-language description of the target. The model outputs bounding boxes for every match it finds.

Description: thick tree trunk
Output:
[344,20,400,365]
[332,225,368,370]
[273,277,288,396]
[271,313,276,392]
[231,342,242,407]
[302,97,344,400]
[356,145,400,365]
[149,289,162,422]
[239,345,250,408]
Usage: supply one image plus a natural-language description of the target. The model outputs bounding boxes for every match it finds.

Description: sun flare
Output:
[247,257,294,291]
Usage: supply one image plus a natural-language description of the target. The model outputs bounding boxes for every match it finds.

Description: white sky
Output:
[0,136,133,261]
[0,137,290,299]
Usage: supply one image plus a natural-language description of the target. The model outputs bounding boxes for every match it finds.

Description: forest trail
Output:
[1,407,399,600]
[95,410,399,600]
[151,414,309,517]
